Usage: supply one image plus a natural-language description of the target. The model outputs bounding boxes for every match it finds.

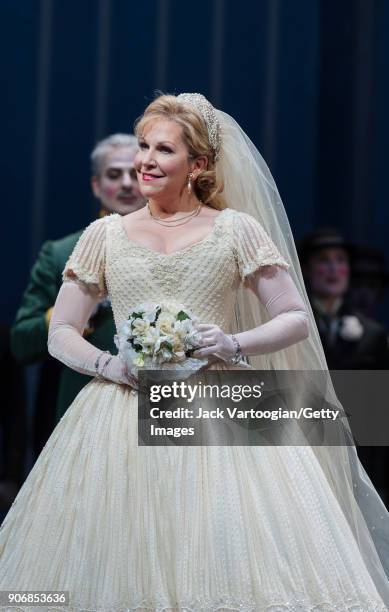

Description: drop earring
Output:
[187,172,194,194]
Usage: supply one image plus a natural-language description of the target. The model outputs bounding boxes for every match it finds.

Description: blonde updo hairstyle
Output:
[134,94,226,210]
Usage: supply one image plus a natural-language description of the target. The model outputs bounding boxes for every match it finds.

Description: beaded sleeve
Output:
[232,211,289,283]
[62,217,108,299]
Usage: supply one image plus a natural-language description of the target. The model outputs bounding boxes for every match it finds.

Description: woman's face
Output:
[134,119,193,200]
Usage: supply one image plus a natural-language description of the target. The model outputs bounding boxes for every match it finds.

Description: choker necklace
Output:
[147,201,202,226]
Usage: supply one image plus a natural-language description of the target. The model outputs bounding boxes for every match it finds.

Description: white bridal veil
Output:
[214,108,389,603]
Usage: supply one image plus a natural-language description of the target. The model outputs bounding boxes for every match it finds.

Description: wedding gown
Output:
[0,209,387,611]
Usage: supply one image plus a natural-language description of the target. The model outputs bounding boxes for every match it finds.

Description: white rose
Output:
[132,318,151,336]
[140,327,160,351]
[339,315,364,341]
[173,319,193,339]
[136,302,160,322]
[157,313,176,334]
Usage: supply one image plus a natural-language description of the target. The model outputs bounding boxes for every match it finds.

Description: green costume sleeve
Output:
[11,240,59,364]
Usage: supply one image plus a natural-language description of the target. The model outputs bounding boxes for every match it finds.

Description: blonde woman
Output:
[0,93,388,611]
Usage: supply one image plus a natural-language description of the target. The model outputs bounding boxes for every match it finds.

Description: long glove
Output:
[192,265,309,361]
[48,280,136,387]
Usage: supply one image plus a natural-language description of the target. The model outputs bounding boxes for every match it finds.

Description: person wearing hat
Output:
[299,227,389,370]
[299,227,389,505]
[11,134,146,459]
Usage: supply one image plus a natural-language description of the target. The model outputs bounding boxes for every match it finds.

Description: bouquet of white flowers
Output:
[114,301,207,378]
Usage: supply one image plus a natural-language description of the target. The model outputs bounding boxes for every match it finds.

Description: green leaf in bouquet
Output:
[155,306,162,321]
[131,311,144,320]
[177,310,190,321]
[133,343,143,353]
[161,341,173,351]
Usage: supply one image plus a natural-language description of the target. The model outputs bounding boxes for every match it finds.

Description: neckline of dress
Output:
[116,208,231,257]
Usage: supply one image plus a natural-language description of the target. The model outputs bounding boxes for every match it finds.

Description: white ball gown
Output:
[0,210,388,611]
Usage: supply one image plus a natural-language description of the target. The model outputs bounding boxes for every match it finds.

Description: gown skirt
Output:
[0,372,387,612]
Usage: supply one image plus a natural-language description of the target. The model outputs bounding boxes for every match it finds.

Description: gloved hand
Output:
[191,324,236,362]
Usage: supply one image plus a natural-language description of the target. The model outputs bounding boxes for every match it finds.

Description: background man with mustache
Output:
[11,134,145,459]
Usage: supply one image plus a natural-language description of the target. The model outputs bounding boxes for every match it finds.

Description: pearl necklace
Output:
[147,201,202,227]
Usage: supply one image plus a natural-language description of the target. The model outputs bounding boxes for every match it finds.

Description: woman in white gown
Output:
[0,93,389,611]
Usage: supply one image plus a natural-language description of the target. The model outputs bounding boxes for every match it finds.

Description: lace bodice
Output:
[62,208,289,335]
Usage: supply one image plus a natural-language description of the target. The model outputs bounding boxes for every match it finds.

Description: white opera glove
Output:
[48,281,137,388]
[192,265,309,361]
[191,324,237,362]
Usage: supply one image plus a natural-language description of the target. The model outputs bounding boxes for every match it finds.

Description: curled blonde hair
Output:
[134,94,226,210]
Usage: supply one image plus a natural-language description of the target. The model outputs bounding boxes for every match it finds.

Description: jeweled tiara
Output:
[177,93,222,161]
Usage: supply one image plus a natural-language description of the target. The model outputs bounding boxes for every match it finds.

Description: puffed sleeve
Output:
[62,217,107,298]
[233,211,290,284]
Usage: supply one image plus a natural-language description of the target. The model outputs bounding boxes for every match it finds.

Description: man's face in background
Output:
[305,247,350,299]
[92,146,146,215]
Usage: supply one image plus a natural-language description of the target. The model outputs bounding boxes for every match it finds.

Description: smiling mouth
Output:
[141,173,164,181]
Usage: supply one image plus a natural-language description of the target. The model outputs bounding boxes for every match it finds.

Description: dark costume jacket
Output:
[11,230,117,425]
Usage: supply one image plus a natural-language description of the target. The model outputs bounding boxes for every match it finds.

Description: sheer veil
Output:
[215,108,389,602]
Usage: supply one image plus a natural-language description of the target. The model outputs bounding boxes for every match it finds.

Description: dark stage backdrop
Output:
[1,0,388,325]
